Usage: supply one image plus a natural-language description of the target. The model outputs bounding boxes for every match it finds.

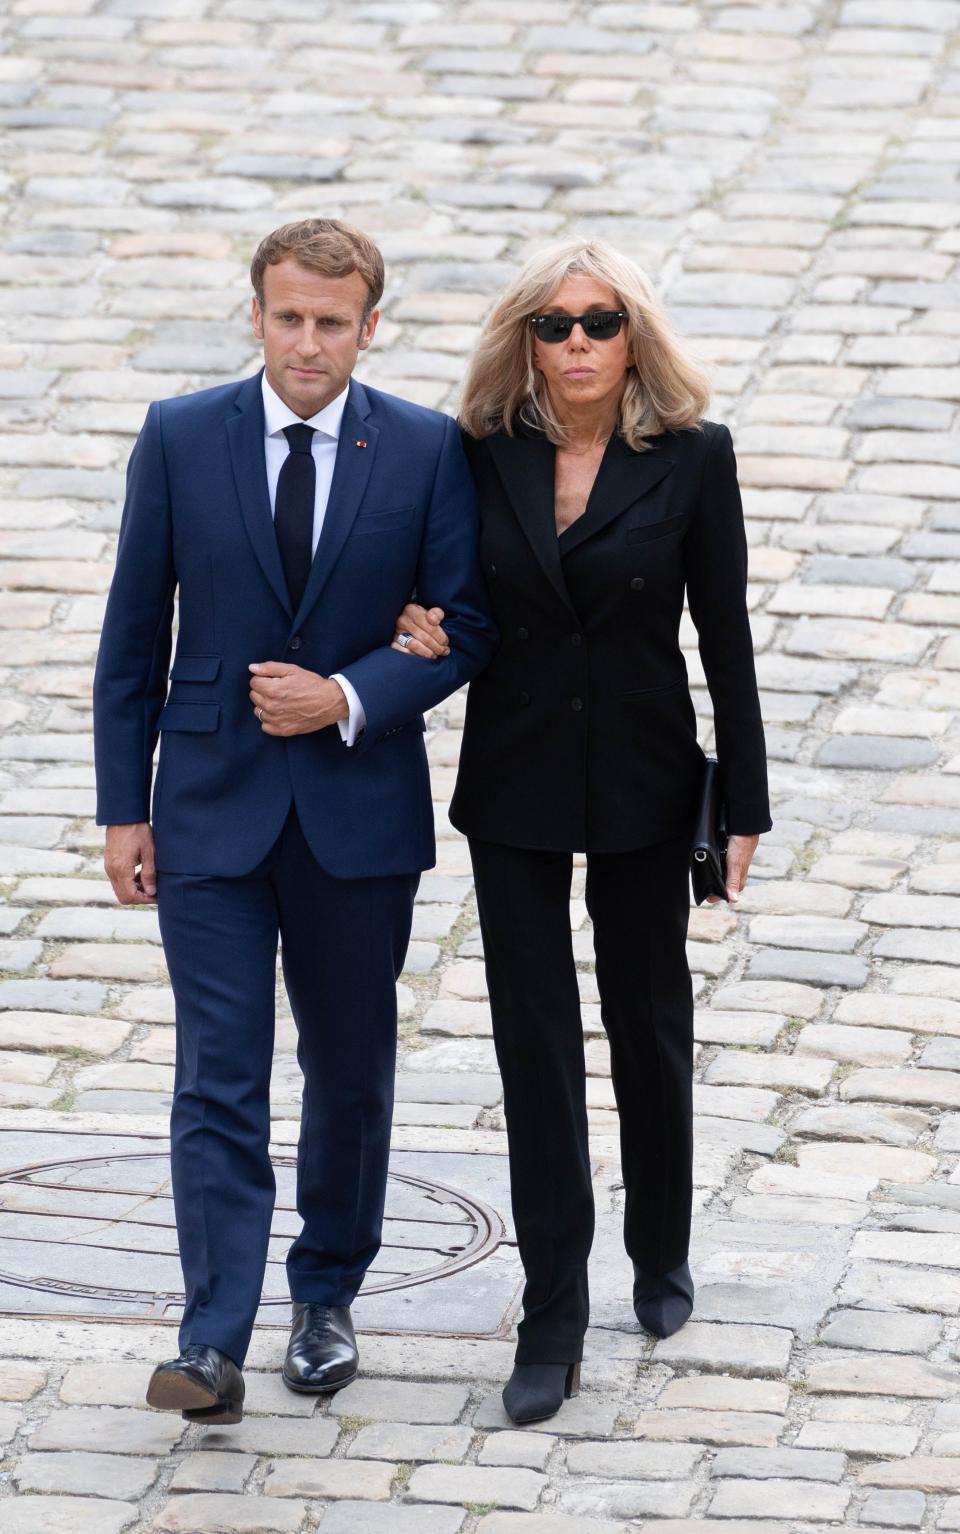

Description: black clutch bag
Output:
[691,756,728,905]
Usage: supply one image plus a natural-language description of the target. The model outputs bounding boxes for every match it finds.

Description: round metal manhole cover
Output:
[0,1150,505,1326]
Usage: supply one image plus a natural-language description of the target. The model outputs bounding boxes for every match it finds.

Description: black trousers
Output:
[469,836,694,1364]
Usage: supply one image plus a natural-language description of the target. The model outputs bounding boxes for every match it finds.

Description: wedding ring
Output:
[396,633,412,649]
[256,707,264,722]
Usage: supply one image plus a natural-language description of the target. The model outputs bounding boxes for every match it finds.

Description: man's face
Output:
[251,256,379,418]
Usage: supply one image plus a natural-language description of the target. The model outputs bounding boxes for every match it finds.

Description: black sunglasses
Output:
[530,310,626,344]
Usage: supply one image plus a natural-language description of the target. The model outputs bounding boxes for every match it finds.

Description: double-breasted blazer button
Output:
[630,576,645,591]
[570,633,583,647]
[517,626,530,640]
[519,690,531,706]
[288,635,303,650]
[571,697,583,712]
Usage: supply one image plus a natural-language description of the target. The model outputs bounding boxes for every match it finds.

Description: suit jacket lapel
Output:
[225,370,292,619]
[292,377,378,629]
[485,430,576,617]
[557,431,676,558]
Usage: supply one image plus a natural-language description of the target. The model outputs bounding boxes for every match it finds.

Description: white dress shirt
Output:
[261,372,366,747]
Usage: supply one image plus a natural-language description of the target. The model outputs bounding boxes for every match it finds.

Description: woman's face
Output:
[531,273,631,417]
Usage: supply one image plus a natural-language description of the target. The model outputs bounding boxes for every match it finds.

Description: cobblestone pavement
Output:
[1,0,960,1530]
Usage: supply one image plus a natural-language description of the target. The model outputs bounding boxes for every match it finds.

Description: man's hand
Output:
[706,833,760,906]
[249,662,349,736]
[105,822,157,905]
[392,603,450,659]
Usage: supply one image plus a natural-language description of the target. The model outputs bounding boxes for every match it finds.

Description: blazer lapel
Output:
[292,376,378,629]
[557,431,676,558]
[486,430,576,618]
[225,370,292,618]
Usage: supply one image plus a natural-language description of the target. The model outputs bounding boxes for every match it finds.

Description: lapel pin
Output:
[355,439,367,448]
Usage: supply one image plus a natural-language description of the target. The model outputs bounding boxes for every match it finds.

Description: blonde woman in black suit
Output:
[392,241,771,1425]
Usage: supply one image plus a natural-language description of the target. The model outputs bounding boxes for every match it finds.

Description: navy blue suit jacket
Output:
[93,371,497,878]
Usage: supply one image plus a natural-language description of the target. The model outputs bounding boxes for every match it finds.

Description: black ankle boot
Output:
[502,1360,581,1425]
[633,1260,694,1339]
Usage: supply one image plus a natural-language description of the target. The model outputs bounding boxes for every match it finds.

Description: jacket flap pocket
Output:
[626,512,687,546]
[170,653,221,682]
[158,702,220,733]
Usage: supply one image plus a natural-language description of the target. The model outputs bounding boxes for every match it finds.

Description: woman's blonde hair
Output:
[459,239,712,450]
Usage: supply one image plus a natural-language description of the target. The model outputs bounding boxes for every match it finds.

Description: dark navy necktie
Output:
[275,423,315,613]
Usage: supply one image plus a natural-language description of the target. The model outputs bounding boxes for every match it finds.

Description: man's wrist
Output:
[324,677,350,723]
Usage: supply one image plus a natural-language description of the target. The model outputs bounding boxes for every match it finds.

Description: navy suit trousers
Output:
[157,805,418,1366]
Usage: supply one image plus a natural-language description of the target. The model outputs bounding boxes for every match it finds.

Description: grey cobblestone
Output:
[347,1421,474,1462]
[710,1446,846,1481]
[12,1450,159,1497]
[264,1456,396,1499]
[3,1499,138,1534]
[861,1489,927,1526]
[169,1452,257,1492]
[2,2,960,1532]
[0,1405,23,1445]
[320,1509,467,1534]
[200,1415,338,1457]
[149,1495,306,1531]
[28,1406,185,1456]
[408,1463,546,1510]
[329,1379,469,1424]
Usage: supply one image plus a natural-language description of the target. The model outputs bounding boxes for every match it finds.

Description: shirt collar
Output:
[261,370,349,442]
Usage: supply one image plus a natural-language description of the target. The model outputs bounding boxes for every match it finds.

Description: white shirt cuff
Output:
[331,673,366,747]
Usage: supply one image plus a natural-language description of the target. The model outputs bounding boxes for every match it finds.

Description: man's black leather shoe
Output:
[282,1302,359,1394]
[146,1343,244,1424]
[633,1259,695,1339]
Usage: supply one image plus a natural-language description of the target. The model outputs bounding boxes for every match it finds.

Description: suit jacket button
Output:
[289,635,303,650]
[519,690,530,706]
[571,696,583,711]
[571,633,583,646]
[517,626,530,640]
[630,577,645,591]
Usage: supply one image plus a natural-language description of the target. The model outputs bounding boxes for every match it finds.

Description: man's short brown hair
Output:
[250,218,385,317]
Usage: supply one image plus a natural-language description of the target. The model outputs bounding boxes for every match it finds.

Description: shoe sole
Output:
[146,1371,243,1424]
[281,1367,358,1395]
[504,1388,580,1427]
[505,1403,563,1425]
[182,1400,243,1425]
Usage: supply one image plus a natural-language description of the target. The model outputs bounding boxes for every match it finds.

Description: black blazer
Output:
[448,418,772,853]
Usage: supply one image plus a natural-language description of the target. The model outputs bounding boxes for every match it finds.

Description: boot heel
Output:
[564,1361,581,1399]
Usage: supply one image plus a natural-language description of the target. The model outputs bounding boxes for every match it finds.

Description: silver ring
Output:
[396,633,412,649]
[256,707,264,722]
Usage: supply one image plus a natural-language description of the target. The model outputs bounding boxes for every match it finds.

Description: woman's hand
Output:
[706,833,759,905]
[392,603,451,660]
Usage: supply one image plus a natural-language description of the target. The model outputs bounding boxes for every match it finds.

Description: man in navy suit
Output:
[93,218,496,1423]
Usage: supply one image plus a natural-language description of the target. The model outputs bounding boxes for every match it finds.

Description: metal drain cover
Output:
[0,1137,521,1338]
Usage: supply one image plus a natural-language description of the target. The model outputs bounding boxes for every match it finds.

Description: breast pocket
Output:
[626,513,687,546]
[352,504,415,535]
